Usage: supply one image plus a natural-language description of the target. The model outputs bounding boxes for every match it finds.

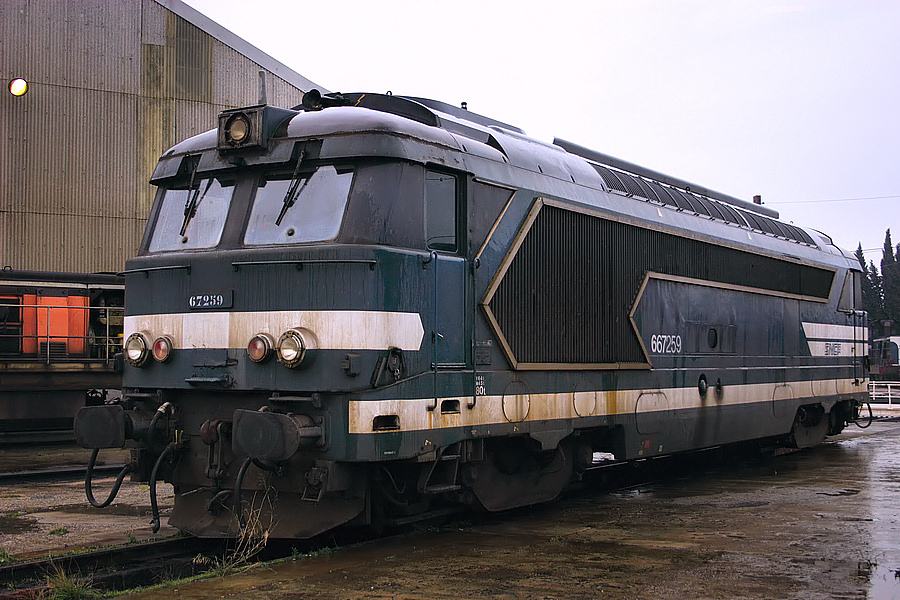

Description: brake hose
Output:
[233,456,282,528]
[147,402,173,445]
[233,456,254,528]
[853,403,873,429]
[85,448,132,508]
[149,443,176,533]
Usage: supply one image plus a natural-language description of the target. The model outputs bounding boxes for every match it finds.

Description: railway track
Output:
[0,428,75,446]
[0,537,224,598]
[0,463,125,485]
[0,527,373,597]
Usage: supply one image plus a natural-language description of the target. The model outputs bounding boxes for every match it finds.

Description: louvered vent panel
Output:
[588,165,813,245]
[489,205,834,366]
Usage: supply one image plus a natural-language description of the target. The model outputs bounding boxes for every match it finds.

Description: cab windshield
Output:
[244,165,354,245]
[148,177,234,252]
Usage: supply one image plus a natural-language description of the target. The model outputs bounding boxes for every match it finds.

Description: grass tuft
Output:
[193,493,272,577]
[41,563,98,599]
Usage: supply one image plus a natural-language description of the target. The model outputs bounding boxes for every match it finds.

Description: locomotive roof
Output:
[154,92,857,269]
[0,268,123,288]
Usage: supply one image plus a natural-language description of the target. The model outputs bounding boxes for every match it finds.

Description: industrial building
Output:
[1,0,322,273]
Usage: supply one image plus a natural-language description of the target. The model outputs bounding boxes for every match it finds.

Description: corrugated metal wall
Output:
[0,0,313,273]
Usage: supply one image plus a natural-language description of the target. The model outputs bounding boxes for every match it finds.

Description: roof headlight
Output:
[124,332,150,367]
[152,335,175,363]
[224,113,251,146]
[247,333,275,363]
[276,328,317,368]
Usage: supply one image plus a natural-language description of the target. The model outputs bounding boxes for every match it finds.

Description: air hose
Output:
[853,403,873,429]
[149,443,176,533]
[233,456,254,528]
[147,401,173,445]
[233,456,281,527]
[85,448,132,508]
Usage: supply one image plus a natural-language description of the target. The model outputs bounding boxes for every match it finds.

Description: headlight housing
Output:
[276,328,317,368]
[223,112,251,145]
[124,332,150,367]
[216,105,297,153]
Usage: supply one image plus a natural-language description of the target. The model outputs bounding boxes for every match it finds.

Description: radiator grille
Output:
[488,204,834,366]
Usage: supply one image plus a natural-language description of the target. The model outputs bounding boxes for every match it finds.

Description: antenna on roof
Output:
[258,70,267,105]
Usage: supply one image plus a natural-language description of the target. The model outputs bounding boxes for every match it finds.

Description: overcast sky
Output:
[185,0,899,263]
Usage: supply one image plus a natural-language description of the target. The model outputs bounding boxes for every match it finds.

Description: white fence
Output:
[869,382,900,406]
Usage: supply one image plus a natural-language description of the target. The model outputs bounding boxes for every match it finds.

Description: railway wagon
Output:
[870,336,900,381]
[75,92,868,537]
[1,270,124,442]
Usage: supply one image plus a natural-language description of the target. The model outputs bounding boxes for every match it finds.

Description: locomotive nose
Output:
[232,409,323,462]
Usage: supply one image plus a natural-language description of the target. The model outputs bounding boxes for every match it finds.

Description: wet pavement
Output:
[116,420,900,599]
[0,445,176,558]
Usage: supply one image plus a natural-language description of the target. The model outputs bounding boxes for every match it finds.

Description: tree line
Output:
[856,229,900,339]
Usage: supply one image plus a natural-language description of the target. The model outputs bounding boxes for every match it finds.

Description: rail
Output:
[0,537,223,595]
[0,302,124,365]
[869,382,900,406]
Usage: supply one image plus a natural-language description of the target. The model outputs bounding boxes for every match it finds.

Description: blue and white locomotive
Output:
[75,91,868,538]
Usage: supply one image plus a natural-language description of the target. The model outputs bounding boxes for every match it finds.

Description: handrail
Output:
[119,264,190,276]
[0,302,124,365]
[869,381,900,406]
[231,258,377,271]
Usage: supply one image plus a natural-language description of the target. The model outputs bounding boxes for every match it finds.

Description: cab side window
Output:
[425,170,459,252]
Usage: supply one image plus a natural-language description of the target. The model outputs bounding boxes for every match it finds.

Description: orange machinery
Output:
[4,293,90,357]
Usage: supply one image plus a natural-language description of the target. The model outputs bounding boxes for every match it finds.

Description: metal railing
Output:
[0,302,124,365]
[869,382,900,406]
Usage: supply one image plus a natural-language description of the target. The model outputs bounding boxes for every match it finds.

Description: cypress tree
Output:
[856,245,880,320]
[882,230,900,327]
[868,260,885,324]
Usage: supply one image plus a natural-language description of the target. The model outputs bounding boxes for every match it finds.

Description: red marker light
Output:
[152,336,174,362]
[247,333,274,363]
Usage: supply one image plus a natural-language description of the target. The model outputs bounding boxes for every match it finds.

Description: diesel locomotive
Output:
[74,91,869,538]
[0,269,123,442]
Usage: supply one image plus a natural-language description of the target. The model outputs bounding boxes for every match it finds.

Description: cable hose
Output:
[146,401,172,446]
[149,443,175,533]
[233,457,253,528]
[853,403,874,429]
[85,448,132,508]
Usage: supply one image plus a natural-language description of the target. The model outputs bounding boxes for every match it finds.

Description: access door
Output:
[424,169,471,407]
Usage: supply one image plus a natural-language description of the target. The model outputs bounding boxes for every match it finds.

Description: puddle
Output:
[869,564,900,597]
[108,422,900,599]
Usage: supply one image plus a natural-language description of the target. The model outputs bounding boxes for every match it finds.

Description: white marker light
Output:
[9,78,28,96]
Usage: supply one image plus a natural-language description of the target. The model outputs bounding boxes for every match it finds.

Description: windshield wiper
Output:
[180,177,213,236]
[275,150,308,226]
